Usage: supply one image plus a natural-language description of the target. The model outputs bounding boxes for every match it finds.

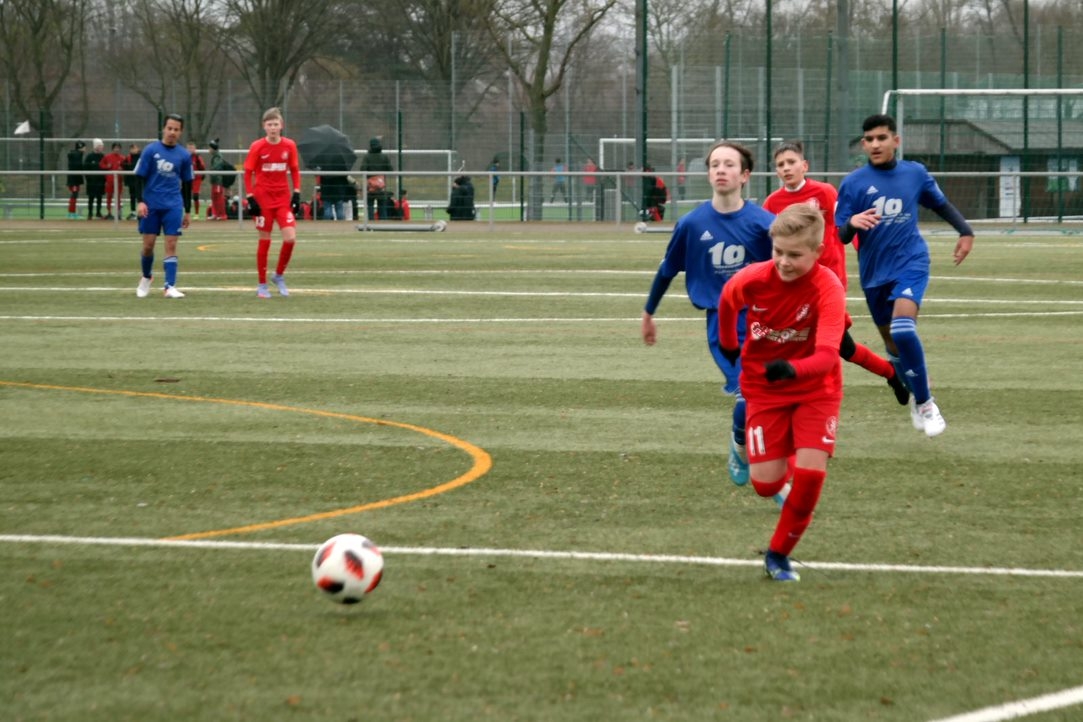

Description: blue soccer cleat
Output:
[271,273,289,297]
[727,437,749,486]
[764,550,800,582]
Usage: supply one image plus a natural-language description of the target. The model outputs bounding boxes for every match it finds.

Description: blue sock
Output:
[163,256,178,288]
[141,254,153,279]
[890,317,931,403]
[732,392,747,447]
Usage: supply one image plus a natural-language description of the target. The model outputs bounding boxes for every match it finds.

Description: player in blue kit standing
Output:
[641,140,778,499]
[134,113,194,299]
[835,113,975,436]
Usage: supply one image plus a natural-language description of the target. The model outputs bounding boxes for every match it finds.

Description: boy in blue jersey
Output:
[835,114,975,436]
[641,141,777,496]
[134,113,193,299]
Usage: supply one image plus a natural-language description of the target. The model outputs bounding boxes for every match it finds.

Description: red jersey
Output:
[191,154,206,191]
[244,137,301,207]
[719,260,845,402]
[100,151,126,173]
[762,179,847,289]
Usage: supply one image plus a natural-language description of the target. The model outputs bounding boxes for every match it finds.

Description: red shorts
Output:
[744,393,842,463]
[254,205,296,232]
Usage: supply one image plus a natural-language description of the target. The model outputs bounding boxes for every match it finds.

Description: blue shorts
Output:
[706,308,747,395]
[863,271,930,327]
[138,206,185,237]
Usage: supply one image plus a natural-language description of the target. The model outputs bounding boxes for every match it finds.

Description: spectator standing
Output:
[582,157,598,210]
[359,137,393,220]
[84,139,106,219]
[186,142,206,218]
[122,144,141,220]
[66,141,86,219]
[549,158,567,203]
[207,138,228,220]
[488,158,501,196]
[101,142,126,219]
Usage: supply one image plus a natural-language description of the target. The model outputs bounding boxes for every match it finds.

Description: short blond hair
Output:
[262,107,283,123]
[769,203,824,250]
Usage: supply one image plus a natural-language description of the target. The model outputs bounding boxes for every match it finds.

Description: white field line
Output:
[3,311,1083,325]
[927,685,1083,722]
[3,534,1083,579]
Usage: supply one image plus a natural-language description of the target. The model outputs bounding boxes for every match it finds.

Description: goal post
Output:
[878,88,1083,221]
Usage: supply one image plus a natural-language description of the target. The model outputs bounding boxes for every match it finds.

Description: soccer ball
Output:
[311,533,384,604]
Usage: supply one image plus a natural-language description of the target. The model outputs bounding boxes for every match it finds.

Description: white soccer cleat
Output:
[271,273,289,297]
[136,276,152,298]
[908,397,925,431]
[918,397,947,437]
[163,285,185,299]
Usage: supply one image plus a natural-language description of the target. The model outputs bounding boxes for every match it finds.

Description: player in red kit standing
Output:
[186,142,206,218]
[762,140,909,407]
[243,107,302,298]
[718,204,847,582]
[101,142,127,220]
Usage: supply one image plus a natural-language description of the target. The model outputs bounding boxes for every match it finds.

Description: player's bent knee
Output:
[751,477,787,499]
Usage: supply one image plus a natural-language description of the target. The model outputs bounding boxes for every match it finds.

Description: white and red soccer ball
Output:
[311,533,384,604]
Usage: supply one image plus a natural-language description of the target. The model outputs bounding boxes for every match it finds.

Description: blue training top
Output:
[835,159,947,290]
[135,140,193,210]
[654,200,774,311]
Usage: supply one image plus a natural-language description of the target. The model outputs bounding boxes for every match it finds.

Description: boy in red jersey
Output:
[763,140,909,406]
[243,107,302,298]
[718,204,846,582]
[186,142,206,218]
[101,142,127,220]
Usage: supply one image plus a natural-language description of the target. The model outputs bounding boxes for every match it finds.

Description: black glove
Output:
[719,346,740,365]
[246,195,261,217]
[765,360,797,382]
[291,191,301,216]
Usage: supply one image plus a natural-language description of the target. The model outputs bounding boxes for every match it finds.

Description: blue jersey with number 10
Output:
[835,159,947,290]
[656,200,774,311]
[134,140,193,211]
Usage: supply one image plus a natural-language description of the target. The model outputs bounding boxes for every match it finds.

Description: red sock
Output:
[848,342,894,379]
[769,467,826,556]
[275,241,295,276]
[257,238,271,284]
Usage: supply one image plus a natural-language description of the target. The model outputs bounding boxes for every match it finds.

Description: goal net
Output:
[882,89,1083,222]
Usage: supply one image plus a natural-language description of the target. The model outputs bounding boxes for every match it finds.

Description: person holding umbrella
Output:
[243,106,302,299]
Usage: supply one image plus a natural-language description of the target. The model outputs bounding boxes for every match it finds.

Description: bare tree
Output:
[483,0,619,217]
[0,0,90,144]
[102,0,229,142]
[220,0,346,111]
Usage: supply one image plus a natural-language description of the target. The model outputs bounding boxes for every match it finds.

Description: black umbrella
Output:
[298,125,356,171]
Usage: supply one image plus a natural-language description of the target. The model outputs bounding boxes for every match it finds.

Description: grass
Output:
[2,219,1083,721]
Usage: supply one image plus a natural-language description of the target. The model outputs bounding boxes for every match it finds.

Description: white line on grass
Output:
[927,685,1083,722]
[3,310,1083,325]
[3,534,1083,578]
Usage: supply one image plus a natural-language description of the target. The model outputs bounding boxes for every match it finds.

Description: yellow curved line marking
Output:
[1,381,492,541]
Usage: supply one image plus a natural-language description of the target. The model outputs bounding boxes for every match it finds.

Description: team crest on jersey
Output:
[281,150,289,160]
[795,303,810,321]
[805,199,820,210]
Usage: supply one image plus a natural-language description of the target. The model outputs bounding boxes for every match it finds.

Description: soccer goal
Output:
[880,88,1083,222]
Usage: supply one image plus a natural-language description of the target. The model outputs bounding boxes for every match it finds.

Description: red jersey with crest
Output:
[763,179,847,288]
[718,260,846,402]
[243,137,301,207]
